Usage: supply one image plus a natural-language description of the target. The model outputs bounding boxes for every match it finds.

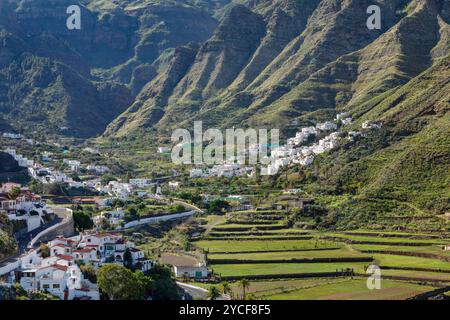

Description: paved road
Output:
[172,199,204,214]
[0,207,68,268]
[17,216,64,253]
[177,282,208,300]
[177,282,230,300]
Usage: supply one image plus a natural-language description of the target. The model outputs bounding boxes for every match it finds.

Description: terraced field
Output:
[194,239,339,253]
[264,279,436,300]
[212,262,368,278]
[192,210,450,299]
[208,249,367,261]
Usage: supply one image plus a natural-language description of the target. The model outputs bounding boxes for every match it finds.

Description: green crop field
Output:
[194,239,341,253]
[194,209,449,301]
[208,248,368,261]
[208,229,311,236]
[263,279,435,300]
[381,269,450,282]
[351,244,450,256]
[212,262,369,277]
[323,233,448,245]
[373,254,450,271]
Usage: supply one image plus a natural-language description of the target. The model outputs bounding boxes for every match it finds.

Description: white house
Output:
[63,159,81,172]
[86,165,110,174]
[316,121,338,131]
[341,117,353,126]
[158,147,171,153]
[362,120,382,130]
[129,179,154,188]
[83,147,100,154]
[17,264,99,300]
[2,132,23,139]
[173,263,209,279]
[1,191,52,232]
[190,168,204,178]
[168,181,180,188]
[94,209,126,228]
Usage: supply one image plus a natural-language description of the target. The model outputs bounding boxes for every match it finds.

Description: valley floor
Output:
[190,210,450,300]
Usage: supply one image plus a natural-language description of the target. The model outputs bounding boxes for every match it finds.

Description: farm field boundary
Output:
[220,272,355,281]
[208,257,374,264]
[205,248,342,254]
[360,250,450,261]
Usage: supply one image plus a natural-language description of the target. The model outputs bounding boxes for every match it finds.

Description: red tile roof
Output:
[56,255,74,261]
[51,244,70,248]
[73,248,96,253]
[39,264,68,272]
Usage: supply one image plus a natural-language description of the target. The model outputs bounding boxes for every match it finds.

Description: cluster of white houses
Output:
[2,149,142,199]
[2,132,23,139]
[190,162,255,178]
[93,208,126,229]
[3,148,103,189]
[187,113,382,177]
[3,148,159,202]
[13,232,154,300]
[0,184,53,232]
[260,115,384,175]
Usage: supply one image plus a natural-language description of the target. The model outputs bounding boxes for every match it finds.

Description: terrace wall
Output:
[208,257,374,264]
[29,208,74,248]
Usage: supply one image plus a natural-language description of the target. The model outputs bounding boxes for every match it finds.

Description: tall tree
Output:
[208,286,220,300]
[97,265,144,300]
[239,279,250,300]
[123,248,133,269]
[219,281,232,297]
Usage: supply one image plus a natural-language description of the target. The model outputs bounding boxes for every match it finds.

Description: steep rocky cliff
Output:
[108,0,449,137]
[0,0,221,137]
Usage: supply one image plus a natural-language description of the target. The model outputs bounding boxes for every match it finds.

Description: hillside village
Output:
[14,232,154,300]
[1,110,450,301]
[0,184,53,233]
[0,112,393,301]
[188,113,381,177]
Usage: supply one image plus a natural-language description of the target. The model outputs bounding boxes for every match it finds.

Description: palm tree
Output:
[239,279,250,300]
[219,281,232,297]
[7,186,21,200]
[208,286,220,300]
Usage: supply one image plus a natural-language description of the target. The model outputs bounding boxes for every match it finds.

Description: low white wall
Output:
[0,259,20,277]
[123,211,195,229]
[28,208,73,249]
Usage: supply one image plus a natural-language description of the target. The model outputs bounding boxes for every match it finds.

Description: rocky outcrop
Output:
[0,0,220,137]
[106,43,200,136]
[170,5,266,102]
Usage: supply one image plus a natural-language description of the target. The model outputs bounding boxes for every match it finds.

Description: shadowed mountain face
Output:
[0,0,447,138]
[101,0,448,218]
[105,0,449,138]
[0,0,222,137]
[0,0,448,221]
[0,152,20,172]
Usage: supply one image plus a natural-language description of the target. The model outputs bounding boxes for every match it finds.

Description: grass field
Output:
[264,279,435,300]
[212,262,369,277]
[208,248,368,261]
[194,239,340,253]
[373,254,450,271]
[381,269,450,282]
[324,233,448,245]
[209,229,311,235]
[188,278,436,300]
[351,244,450,256]
[191,210,449,300]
